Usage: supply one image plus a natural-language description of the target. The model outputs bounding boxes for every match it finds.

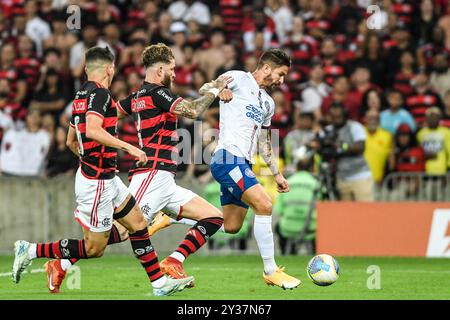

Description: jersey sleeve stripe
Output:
[86,110,105,119]
[169,97,183,113]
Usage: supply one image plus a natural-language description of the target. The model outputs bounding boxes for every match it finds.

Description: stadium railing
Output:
[379,172,450,202]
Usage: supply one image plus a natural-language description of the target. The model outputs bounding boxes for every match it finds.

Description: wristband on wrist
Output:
[207,88,220,97]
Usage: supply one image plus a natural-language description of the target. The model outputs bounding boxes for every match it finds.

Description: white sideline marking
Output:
[0,268,45,277]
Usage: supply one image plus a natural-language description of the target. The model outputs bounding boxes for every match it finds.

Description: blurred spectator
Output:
[328,104,374,201]
[321,75,356,124]
[391,50,416,96]
[417,107,450,175]
[29,68,68,118]
[242,10,275,53]
[284,16,319,80]
[42,11,77,55]
[417,25,449,71]
[296,61,331,118]
[169,22,188,66]
[284,112,315,170]
[359,88,384,121]
[0,78,21,124]
[0,43,27,106]
[168,0,211,26]
[380,89,416,134]
[46,126,78,177]
[302,0,331,41]
[151,12,173,45]
[320,37,345,86]
[186,20,205,49]
[0,109,50,176]
[264,0,293,45]
[406,72,442,126]
[412,0,438,47]
[70,21,109,83]
[214,44,243,78]
[440,89,450,128]
[197,28,226,80]
[347,65,379,120]
[0,83,14,144]
[270,88,293,142]
[429,53,450,100]
[389,123,425,173]
[218,0,244,41]
[274,156,319,255]
[24,0,51,56]
[364,109,393,185]
[355,32,385,87]
[15,35,40,99]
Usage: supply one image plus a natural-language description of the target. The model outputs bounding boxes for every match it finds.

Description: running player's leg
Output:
[113,179,194,296]
[12,172,117,284]
[160,192,223,277]
[241,183,301,289]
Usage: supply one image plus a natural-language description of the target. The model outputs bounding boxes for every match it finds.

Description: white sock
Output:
[60,259,73,271]
[28,243,37,259]
[170,251,186,263]
[253,215,277,275]
[170,218,196,226]
[152,275,168,288]
[171,218,225,233]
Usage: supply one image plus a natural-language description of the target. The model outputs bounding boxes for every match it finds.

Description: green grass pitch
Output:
[1,254,450,300]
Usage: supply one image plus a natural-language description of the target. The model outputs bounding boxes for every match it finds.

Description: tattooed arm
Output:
[172,93,217,119]
[259,128,290,192]
[172,75,232,119]
[258,127,280,176]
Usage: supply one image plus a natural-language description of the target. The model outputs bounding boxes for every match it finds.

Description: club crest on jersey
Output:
[245,168,256,178]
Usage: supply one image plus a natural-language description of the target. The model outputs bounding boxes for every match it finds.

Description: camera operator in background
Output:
[313,104,374,201]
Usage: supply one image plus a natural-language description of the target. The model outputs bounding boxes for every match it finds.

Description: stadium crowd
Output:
[0,0,449,202]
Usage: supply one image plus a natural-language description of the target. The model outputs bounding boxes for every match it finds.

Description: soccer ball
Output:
[307,254,340,286]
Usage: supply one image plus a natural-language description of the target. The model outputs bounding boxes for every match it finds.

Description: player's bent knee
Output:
[253,200,273,215]
[85,244,106,258]
[224,224,242,234]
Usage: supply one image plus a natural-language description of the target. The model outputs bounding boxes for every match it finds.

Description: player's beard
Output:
[264,74,280,90]
[162,72,172,87]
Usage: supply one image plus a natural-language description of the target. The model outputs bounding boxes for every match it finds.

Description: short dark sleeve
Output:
[117,93,133,115]
[151,87,183,113]
[86,88,111,119]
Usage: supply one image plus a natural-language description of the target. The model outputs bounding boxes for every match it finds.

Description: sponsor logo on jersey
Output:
[157,89,173,103]
[245,104,264,124]
[244,168,256,178]
[61,239,69,247]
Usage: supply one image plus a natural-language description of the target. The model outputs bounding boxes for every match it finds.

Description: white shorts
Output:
[74,168,130,232]
[129,169,197,222]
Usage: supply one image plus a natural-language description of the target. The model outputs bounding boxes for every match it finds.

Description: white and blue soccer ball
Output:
[307,254,340,286]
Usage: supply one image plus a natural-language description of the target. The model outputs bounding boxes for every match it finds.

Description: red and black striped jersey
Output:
[117,81,183,178]
[70,81,118,180]
[405,89,442,126]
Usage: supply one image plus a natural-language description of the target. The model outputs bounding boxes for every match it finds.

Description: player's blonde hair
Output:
[142,43,175,68]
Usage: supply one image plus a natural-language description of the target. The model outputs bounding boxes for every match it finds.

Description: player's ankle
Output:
[28,243,37,260]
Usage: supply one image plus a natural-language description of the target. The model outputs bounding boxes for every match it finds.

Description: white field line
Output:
[0,268,45,277]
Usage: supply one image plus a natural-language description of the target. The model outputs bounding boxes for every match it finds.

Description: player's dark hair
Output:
[257,48,291,69]
[85,46,115,65]
[142,43,175,68]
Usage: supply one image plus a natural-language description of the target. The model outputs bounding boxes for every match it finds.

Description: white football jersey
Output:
[214,70,275,162]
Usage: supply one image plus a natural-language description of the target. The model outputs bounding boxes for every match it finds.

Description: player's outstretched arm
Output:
[258,128,290,193]
[86,114,148,166]
[172,75,232,119]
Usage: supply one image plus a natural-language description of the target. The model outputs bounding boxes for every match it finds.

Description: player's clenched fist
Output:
[219,88,233,103]
[129,146,148,167]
